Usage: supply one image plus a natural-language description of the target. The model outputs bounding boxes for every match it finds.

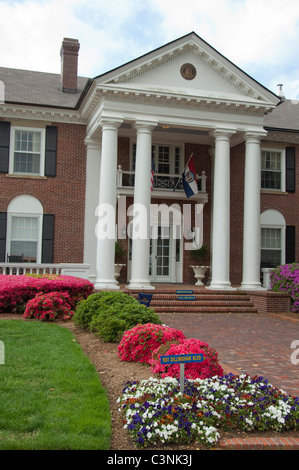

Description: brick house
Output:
[0,32,297,291]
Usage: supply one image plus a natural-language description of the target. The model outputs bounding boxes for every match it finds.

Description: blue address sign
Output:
[160,353,204,364]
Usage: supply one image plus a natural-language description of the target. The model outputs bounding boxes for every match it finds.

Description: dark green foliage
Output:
[73,291,161,342]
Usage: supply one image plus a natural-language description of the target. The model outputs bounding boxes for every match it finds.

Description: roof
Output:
[0,67,90,109]
[264,99,299,132]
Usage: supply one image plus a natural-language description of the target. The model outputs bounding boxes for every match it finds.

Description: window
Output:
[0,122,57,177]
[260,209,286,269]
[131,143,182,174]
[10,216,39,262]
[7,195,43,263]
[10,127,45,176]
[261,150,285,191]
[158,146,170,174]
[261,228,282,268]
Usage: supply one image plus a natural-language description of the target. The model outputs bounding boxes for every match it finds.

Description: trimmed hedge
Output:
[73,291,162,342]
[0,274,94,313]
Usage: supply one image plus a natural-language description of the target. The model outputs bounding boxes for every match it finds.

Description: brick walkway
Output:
[160,311,299,450]
[160,312,299,396]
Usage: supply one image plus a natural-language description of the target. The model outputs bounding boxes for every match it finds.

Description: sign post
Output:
[160,353,204,393]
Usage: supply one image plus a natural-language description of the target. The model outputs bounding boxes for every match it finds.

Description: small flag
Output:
[182,156,198,198]
[151,159,155,191]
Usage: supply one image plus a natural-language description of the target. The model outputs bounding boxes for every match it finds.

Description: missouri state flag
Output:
[182,156,198,198]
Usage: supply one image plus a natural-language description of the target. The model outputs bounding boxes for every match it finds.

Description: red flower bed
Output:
[23,291,74,321]
[0,274,94,313]
[118,323,186,364]
[150,338,224,380]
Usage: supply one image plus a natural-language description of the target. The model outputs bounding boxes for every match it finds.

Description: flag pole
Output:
[173,153,193,191]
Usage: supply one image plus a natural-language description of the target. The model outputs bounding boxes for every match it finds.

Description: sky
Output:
[0,0,299,99]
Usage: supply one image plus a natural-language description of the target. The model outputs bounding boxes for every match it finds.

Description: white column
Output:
[83,138,101,283]
[241,132,265,290]
[94,119,122,290]
[127,121,156,290]
[209,129,235,290]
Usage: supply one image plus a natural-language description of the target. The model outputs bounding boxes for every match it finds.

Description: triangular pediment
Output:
[95,32,279,109]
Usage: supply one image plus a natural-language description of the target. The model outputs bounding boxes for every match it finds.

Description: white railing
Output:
[0,263,90,279]
[117,166,207,193]
[0,263,61,275]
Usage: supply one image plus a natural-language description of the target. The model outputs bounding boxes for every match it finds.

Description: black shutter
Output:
[45,126,57,177]
[286,147,295,192]
[286,226,296,264]
[0,212,7,262]
[0,122,10,174]
[42,214,55,263]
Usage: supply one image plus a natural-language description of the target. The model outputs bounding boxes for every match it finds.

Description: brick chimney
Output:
[60,38,80,93]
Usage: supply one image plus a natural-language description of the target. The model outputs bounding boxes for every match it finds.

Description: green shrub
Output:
[73,291,161,342]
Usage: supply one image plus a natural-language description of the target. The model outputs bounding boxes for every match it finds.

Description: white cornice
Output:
[0,103,86,125]
[87,84,275,118]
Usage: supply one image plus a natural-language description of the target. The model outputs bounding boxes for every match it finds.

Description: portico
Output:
[82,32,280,290]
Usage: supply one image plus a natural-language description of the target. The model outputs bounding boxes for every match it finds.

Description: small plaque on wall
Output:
[180,63,197,80]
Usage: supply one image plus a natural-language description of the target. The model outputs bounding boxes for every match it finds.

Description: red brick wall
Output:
[0,121,87,263]
[230,143,245,285]
[249,290,291,313]
[2,122,297,285]
[261,144,299,264]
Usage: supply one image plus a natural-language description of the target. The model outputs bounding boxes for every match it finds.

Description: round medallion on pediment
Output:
[180,63,197,80]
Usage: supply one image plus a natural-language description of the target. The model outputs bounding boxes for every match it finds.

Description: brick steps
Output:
[219,436,299,450]
[152,306,258,313]
[124,288,258,314]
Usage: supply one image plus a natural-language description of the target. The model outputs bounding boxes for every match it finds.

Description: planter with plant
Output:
[115,241,126,281]
[189,245,210,285]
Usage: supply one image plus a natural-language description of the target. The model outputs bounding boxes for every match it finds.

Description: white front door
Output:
[127,225,183,283]
[150,226,172,282]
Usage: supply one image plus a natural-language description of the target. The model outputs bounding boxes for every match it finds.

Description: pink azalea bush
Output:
[117,323,186,364]
[150,338,224,380]
[23,291,74,321]
[270,263,299,312]
[0,274,94,313]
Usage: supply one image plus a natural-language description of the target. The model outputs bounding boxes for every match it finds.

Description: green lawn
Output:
[0,319,111,450]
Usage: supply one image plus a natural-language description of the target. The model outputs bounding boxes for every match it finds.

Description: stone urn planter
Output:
[114,241,126,283]
[190,265,210,286]
[189,245,210,286]
[114,263,126,282]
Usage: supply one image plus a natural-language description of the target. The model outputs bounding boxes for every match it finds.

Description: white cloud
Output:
[147,0,299,64]
[145,0,299,94]
[0,0,298,96]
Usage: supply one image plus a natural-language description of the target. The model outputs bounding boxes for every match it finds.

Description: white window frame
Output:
[131,142,183,175]
[260,209,286,268]
[6,195,43,264]
[9,126,46,176]
[7,214,42,263]
[261,148,286,192]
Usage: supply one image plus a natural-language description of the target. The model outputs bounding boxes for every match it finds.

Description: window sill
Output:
[261,189,288,195]
[6,174,47,180]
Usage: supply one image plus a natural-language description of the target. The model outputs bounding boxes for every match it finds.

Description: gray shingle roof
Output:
[0,67,90,109]
[264,99,299,132]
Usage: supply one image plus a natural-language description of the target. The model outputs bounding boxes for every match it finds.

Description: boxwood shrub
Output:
[73,291,162,342]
